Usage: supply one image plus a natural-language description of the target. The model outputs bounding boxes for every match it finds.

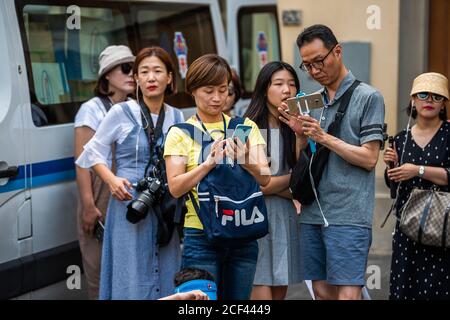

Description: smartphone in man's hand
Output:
[286,93,325,115]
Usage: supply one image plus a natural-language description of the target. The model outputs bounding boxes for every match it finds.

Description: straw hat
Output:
[410,72,449,100]
[98,45,135,78]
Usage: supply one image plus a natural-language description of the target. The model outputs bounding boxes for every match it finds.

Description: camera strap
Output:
[139,100,166,145]
[139,100,166,177]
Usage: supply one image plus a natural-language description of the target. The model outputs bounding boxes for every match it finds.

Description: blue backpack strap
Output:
[228,117,245,130]
[169,123,210,145]
[187,191,200,216]
[169,122,214,164]
[226,117,246,139]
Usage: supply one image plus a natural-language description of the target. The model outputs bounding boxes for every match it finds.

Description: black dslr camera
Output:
[126,176,165,224]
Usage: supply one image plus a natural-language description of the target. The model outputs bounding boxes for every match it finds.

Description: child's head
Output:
[174,268,217,300]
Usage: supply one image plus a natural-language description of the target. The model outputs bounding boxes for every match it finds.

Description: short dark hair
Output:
[296,24,338,50]
[94,75,114,98]
[186,54,231,94]
[174,268,215,287]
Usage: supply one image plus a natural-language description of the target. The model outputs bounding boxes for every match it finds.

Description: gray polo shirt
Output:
[299,72,385,229]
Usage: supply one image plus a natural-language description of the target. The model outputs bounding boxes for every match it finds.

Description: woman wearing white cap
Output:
[74,45,135,300]
[384,72,450,300]
[76,47,184,300]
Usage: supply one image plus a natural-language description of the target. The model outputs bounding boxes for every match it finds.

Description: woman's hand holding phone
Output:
[226,136,250,165]
[205,140,227,169]
[225,125,252,166]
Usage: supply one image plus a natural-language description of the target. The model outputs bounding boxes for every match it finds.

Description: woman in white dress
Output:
[74,45,135,300]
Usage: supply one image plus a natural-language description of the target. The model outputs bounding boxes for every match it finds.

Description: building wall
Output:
[277,0,401,177]
[398,0,429,129]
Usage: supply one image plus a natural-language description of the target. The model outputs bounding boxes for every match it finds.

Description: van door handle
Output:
[0,166,19,179]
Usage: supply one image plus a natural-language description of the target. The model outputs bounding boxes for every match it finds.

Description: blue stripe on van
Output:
[14,165,26,179]
[31,170,76,188]
[0,157,75,194]
[0,178,27,193]
[31,158,75,177]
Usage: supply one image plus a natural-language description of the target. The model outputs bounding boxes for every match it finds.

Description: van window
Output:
[238,6,281,98]
[19,3,131,126]
[17,1,217,126]
[131,2,217,109]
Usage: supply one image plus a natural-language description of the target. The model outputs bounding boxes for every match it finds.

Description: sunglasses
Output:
[120,63,134,75]
[416,92,445,103]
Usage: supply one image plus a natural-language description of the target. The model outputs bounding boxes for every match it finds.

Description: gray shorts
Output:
[299,223,372,286]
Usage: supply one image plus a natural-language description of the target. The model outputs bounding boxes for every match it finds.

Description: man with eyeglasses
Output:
[279,25,385,300]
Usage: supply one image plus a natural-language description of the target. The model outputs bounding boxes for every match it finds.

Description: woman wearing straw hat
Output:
[74,45,136,299]
[384,72,450,300]
[76,47,184,299]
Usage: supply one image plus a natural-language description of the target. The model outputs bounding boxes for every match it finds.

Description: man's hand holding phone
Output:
[300,115,327,145]
[280,93,325,149]
[278,104,305,137]
[285,93,324,115]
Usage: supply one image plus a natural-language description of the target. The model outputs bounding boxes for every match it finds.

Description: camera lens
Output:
[126,189,154,224]
[126,177,163,224]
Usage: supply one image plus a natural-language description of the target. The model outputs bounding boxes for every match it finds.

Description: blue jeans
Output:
[181,228,258,300]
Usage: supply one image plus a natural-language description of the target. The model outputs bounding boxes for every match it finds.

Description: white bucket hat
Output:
[410,72,449,100]
[98,45,135,78]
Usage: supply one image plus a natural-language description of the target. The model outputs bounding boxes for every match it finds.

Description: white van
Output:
[0,0,279,299]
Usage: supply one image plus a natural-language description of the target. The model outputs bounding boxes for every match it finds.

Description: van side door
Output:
[0,0,32,299]
[5,0,227,299]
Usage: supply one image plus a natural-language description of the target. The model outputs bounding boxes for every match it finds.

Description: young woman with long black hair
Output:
[244,61,303,300]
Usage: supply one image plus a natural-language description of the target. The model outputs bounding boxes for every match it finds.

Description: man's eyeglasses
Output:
[416,92,445,103]
[299,44,337,72]
[120,63,134,75]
